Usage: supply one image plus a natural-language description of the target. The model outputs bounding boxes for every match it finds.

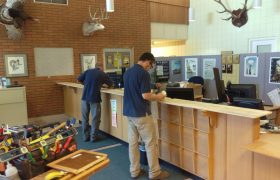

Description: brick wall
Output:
[0,0,151,118]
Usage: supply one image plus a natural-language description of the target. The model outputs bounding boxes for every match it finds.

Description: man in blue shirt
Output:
[123,52,169,179]
[78,62,113,142]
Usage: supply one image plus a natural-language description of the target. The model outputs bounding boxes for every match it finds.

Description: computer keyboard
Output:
[202,98,220,104]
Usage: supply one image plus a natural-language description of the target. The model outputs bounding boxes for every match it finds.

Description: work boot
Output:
[131,169,145,179]
[150,171,169,179]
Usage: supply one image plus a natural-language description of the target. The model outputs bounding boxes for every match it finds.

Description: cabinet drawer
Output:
[0,88,25,104]
[182,149,194,172]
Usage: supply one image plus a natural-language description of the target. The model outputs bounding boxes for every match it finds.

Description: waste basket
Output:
[139,142,148,165]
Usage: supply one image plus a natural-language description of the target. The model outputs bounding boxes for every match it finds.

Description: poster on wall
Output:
[110,99,117,127]
[155,61,169,82]
[269,57,280,84]
[171,60,181,75]
[203,58,216,79]
[244,56,258,77]
[185,58,198,80]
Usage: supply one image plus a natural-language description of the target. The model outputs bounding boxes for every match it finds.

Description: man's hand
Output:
[155,83,162,89]
[156,93,165,101]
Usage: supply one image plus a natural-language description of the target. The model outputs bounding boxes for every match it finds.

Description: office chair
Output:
[188,76,205,96]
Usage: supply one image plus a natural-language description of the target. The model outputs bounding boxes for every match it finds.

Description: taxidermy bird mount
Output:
[213,0,251,28]
[0,0,39,40]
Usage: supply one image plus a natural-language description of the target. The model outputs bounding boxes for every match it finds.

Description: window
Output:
[249,37,277,53]
[34,0,68,5]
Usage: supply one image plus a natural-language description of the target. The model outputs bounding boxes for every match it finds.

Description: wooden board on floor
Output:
[32,158,110,180]
[47,149,107,174]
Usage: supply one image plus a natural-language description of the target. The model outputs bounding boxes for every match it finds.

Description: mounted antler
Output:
[0,0,39,40]
[82,6,109,36]
[214,0,249,28]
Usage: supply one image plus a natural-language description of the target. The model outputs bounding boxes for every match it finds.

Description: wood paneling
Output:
[149,0,189,24]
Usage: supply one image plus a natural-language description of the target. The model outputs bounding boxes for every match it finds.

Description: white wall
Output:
[187,0,280,55]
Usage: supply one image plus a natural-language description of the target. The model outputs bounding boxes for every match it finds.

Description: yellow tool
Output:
[45,171,67,180]
[0,137,13,153]
[29,122,66,145]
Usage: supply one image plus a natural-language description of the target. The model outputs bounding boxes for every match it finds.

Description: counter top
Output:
[57,82,124,96]
[57,82,271,119]
[57,82,83,89]
[0,86,25,91]
[246,134,280,160]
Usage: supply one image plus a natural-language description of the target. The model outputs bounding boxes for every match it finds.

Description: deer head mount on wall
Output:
[82,6,109,36]
[213,0,250,28]
[0,0,39,40]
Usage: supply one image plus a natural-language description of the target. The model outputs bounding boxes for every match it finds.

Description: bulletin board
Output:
[34,48,74,77]
[155,60,170,82]
[103,48,133,72]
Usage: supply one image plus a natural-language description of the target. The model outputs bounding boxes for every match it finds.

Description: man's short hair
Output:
[139,52,155,63]
[95,62,102,68]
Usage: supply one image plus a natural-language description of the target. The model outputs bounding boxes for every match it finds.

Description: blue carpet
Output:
[76,127,203,180]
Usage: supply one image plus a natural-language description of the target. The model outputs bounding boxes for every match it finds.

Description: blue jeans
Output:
[81,101,101,141]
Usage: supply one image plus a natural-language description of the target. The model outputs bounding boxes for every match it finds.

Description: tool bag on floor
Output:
[11,136,77,179]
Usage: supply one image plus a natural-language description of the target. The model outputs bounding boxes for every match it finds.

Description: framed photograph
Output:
[244,56,258,77]
[4,54,28,77]
[269,57,280,84]
[80,54,97,72]
[103,48,133,72]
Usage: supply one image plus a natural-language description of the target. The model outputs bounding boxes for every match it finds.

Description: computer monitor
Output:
[107,72,122,88]
[213,68,227,102]
[227,83,257,99]
[166,87,194,101]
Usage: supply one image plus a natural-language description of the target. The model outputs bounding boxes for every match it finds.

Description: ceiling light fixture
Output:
[189,7,195,22]
[253,0,262,9]
[106,0,114,12]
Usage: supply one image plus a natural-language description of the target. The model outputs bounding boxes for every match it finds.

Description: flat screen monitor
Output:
[213,68,227,102]
[227,83,257,99]
[166,87,194,101]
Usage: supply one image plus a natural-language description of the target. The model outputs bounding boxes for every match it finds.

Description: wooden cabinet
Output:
[59,82,279,180]
[157,104,213,179]
[0,87,28,126]
[100,93,124,140]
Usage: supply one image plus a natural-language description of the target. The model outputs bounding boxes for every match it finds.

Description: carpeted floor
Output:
[75,127,203,180]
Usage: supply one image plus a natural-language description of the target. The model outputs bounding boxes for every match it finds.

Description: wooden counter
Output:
[57,82,270,118]
[246,134,280,180]
[0,87,28,126]
[57,82,279,180]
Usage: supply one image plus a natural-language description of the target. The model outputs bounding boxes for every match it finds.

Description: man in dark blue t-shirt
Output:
[78,62,112,142]
[123,52,169,179]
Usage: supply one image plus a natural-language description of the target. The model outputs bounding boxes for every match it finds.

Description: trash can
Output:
[139,142,148,165]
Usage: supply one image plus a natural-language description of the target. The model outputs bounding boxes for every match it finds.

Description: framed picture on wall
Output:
[244,56,258,77]
[80,54,97,72]
[269,57,280,84]
[4,54,28,77]
[103,48,133,72]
